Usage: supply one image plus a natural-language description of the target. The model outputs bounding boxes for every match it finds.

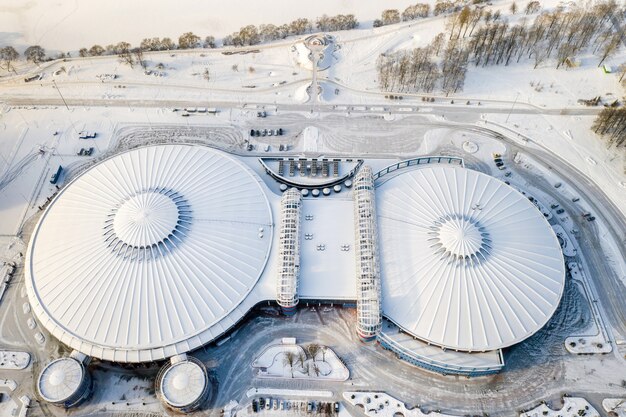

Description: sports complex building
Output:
[25,144,565,408]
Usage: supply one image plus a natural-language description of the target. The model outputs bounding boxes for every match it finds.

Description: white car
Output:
[34,332,45,344]
[27,318,37,329]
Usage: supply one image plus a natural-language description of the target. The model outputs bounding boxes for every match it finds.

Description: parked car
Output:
[556,209,565,214]
[78,130,96,139]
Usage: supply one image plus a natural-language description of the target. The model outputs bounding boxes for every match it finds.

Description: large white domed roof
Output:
[26,145,273,362]
[377,166,565,352]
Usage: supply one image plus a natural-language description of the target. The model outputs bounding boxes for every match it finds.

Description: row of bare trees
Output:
[377,34,467,95]
[282,344,329,378]
[378,0,624,95]
[593,107,626,148]
[459,1,623,69]
[1,45,47,72]
[223,15,357,47]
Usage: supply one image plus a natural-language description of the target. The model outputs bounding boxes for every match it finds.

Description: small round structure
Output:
[301,188,310,197]
[333,185,342,193]
[157,357,209,413]
[344,179,353,188]
[38,358,91,408]
[377,166,565,352]
[312,189,320,197]
[280,184,289,192]
[322,187,331,196]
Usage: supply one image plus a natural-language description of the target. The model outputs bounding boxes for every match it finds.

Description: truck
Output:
[50,165,63,184]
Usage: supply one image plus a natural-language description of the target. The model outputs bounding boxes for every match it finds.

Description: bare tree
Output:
[433,1,455,16]
[597,32,621,67]
[24,45,46,64]
[178,32,200,49]
[132,47,146,69]
[0,46,19,73]
[161,38,176,50]
[114,42,134,67]
[321,346,328,362]
[592,107,626,148]
[203,36,216,48]
[307,343,321,362]
[312,363,321,377]
[431,33,446,56]
[525,1,541,15]
[381,9,401,26]
[289,18,312,35]
[556,42,576,69]
[283,351,296,378]
[297,351,306,368]
[89,45,105,56]
[402,3,430,21]
[510,2,518,15]
[140,38,161,51]
[260,24,280,42]
[531,45,548,68]
[618,62,626,83]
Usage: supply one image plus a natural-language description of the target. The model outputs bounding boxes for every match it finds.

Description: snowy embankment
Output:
[252,339,349,381]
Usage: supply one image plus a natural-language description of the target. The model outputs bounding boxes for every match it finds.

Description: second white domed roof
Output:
[377,166,565,352]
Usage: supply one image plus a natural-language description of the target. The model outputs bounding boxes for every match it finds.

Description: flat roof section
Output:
[298,198,357,300]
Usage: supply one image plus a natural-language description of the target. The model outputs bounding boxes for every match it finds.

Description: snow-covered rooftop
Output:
[37,357,85,403]
[377,166,565,352]
[25,144,274,362]
[160,360,207,408]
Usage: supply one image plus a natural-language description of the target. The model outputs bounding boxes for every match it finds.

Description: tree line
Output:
[0,13,360,72]
[376,0,625,96]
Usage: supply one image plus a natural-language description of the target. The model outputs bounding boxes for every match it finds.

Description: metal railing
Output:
[373,156,464,185]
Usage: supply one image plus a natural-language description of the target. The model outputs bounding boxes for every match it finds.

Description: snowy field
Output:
[0,0,418,53]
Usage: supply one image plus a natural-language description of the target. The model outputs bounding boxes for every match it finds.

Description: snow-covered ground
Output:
[521,398,599,417]
[0,351,30,369]
[343,391,458,417]
[602,399,626,417]
[252,341,349,381]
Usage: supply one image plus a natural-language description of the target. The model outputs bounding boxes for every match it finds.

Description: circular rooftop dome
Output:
[160,359,208,409]
[377,166,565,352]
[38,358,85,403]
[26,145,273,362]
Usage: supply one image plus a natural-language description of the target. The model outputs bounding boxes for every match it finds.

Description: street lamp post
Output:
[505,92,520,124]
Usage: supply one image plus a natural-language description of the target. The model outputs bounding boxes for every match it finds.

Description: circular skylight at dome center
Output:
[112,191,182,248]
[431,215,491,263]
